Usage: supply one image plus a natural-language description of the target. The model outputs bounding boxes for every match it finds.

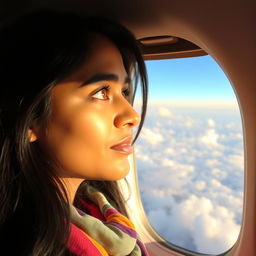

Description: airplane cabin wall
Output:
[121,1,256,255]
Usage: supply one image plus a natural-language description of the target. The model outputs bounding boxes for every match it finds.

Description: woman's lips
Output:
[110,136,133,154]
[110,144,133,154]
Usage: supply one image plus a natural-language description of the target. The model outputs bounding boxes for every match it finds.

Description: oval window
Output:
[134,55,244,255]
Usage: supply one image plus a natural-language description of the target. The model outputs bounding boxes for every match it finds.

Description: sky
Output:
[135,55,238,106]
[134,56,244,255]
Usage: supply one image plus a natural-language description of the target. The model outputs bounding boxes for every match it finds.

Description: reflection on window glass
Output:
[135,56,244,255]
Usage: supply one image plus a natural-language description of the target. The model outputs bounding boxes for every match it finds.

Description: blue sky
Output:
[144,55,237,103]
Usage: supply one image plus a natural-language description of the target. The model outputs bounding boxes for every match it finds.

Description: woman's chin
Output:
[105,168,130,181]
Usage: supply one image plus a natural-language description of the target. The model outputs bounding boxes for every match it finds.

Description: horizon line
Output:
[134,100,240,109]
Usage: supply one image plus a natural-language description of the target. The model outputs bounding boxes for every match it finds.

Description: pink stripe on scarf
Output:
[68,223,103,256]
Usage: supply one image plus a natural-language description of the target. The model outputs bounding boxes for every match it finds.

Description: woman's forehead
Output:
[63,35,128,83]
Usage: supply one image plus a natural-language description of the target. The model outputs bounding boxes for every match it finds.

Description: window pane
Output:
[135,56,244,255]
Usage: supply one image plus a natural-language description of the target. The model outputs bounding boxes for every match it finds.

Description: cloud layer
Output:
[135,103,244,255]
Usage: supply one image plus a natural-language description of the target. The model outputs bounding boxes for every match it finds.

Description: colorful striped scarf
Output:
[68,186,149,256]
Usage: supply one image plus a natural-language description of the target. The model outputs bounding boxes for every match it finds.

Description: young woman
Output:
[0,11,148,255]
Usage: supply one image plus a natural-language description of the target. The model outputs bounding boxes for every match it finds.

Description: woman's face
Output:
[35,36,140,181]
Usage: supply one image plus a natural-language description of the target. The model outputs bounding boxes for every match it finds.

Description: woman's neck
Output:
[60,177,85,204]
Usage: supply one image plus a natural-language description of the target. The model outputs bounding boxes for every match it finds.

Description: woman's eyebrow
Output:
[79,73,131,87]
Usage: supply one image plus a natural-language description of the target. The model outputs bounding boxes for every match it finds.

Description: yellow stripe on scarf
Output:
[79,229,109,256]
[106,213,136,229]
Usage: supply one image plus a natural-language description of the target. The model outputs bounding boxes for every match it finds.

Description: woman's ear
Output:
[28,128,38,142]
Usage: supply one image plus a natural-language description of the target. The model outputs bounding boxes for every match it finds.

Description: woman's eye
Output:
[122,88,130,99]
[91,86,131,100]
[92,86,109,100]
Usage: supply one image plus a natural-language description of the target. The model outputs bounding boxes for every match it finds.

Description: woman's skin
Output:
[30,35,140,203]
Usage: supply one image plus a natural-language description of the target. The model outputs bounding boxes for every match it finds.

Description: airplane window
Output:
[134,56,244,255]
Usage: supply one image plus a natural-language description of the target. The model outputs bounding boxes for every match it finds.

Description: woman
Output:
[0,11,148,256]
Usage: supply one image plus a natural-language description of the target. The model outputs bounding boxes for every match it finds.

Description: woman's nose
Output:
[114,98,141,128]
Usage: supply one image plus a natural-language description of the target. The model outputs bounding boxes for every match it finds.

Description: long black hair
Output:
[0,11,148,256]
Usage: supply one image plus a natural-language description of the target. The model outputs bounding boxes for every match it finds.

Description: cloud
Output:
[162,158,175,167]
[195,181,206,191]
[206,159,220,167]
[164,147,175,155]
[207,118,215,127]
[135,103,243,254]
[200,129,220,146]
[140,127,164,145]
[211,168,227,180]
[228,154,244,170]
[146,195,240,254]
[158,107,174,117]
[193,208,240,254]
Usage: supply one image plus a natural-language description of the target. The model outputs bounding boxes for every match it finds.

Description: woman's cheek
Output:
[50,108,113,179]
